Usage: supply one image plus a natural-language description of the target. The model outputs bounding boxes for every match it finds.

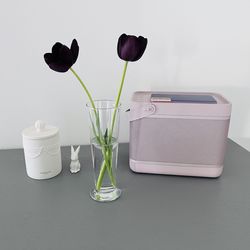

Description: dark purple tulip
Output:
[44,39,79,72]
[117,34,147,62]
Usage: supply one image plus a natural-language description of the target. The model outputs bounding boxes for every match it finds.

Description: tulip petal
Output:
[59,45,73,65]
[117,33,128,59]
[44,53,54,65]
[71,39,79,64]
[52,42,63,59]
[124,36,137,61]
[129,36,140,61]
[47,62,71,72]
[134,36,147,61]
[44,53,69,72]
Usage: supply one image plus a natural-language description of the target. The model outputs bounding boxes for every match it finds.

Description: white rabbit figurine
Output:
[70,146,81,173]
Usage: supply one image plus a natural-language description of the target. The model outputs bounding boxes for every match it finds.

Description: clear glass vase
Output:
[87,100,121,202]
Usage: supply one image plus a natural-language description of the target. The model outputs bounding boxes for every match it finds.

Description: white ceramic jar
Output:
[22,120,62,180]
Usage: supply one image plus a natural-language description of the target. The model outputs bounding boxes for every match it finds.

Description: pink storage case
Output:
[129,91,231,177]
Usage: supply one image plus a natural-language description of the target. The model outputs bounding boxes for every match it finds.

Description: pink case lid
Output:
[130,91,231,121]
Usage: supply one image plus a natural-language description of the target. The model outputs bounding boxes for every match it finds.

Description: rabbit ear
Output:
[76,146,80,154]
[71,145,74,154]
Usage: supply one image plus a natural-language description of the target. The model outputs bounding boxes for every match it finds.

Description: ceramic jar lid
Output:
[22,120,59,140]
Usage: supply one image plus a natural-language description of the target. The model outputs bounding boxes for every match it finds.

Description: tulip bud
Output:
[117,34,147,62]
[44,39,79,72]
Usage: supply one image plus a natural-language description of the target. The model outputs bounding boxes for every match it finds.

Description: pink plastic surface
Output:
[129,91,231,177]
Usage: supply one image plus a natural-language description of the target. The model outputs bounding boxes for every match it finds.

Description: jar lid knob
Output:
[35,120,46,132]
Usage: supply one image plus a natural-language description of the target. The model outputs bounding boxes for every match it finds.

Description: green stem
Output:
[69,67,119,191]
[70,67,96,113]
[109,61,128,141]
[95,62,128,191]
[107,146,116,186]
[70,67,103,144]
[114,61,128,111]
[96,146,116,191]
[96,161,106,191]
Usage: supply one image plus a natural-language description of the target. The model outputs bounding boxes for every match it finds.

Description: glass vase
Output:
[87,100,121,202]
